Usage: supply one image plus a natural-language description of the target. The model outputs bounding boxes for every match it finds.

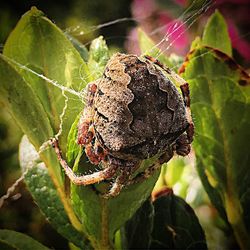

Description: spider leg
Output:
[103,159,140,198]
[144,55,171,74]
[125,150,174,186]
[174,134,191,156]
[78,82,97,145]
[51,138,117,185]
[84,139,108,165]
[172,83,194,157]
[144,55,187,87]
[180,82,194,143]
[127,162,162,186]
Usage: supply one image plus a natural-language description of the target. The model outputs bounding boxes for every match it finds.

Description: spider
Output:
[51,53,194,198]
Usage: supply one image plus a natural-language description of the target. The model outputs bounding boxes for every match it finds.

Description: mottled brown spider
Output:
[51,53,194,198]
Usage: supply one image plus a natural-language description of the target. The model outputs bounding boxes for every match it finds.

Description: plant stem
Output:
[99,198,113,250]
[224,194,250,249]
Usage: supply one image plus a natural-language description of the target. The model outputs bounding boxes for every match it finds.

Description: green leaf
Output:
[122,198,154,249]
[2,7,89,230]
[65,33,89,62]
[202,10,232,56]
[164,158,186,187]
[181,46,250,248]
[0,54,62,185]
[168,54,184,71]
[150,190,207,249]
[66,113,82,164]
[0,229,49,250]
[19,136,92,250]
[190,36,202,51]
[88,36,109,80]
[3,6,90,155]
[138,28,173,68]
[0,55,53,152]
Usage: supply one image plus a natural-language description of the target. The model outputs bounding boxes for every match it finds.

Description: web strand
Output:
[155,1,213,59]
[147,0,213,57]
[4,56,84,99]
[149,0,199,42]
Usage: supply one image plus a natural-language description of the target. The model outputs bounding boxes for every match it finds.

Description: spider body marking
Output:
[52,53,194,198]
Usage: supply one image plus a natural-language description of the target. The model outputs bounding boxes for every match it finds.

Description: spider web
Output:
[0,0,222,206]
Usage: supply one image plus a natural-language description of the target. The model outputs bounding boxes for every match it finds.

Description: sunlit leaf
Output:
[164,158,186,187]
[202,10,232,56]
[0,55,52,152]
[3,6,89,155]
[181,45,250,248]
[0,54,62,185]
[66,33,89,62]
[2,7,88,232]
[88,36,109,80]
[180,11,250,248]
[66,113,82,164]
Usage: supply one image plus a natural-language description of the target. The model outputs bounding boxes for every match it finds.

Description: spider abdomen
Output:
[92,53,188,160]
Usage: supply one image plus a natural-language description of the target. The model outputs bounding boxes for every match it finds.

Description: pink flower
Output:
[158,12,189,55]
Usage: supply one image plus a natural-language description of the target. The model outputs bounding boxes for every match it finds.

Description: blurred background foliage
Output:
[0,0,250,249]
